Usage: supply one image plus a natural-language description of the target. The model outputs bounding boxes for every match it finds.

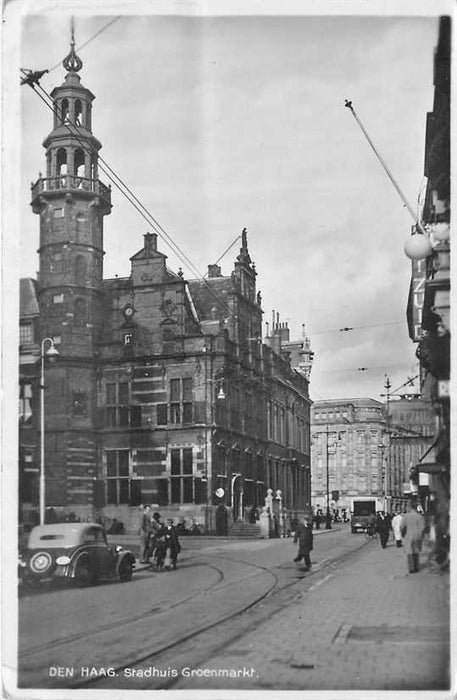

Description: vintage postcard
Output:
[2,0,454,698]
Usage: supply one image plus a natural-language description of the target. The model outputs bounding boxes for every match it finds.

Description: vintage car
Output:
[19,522,136,586]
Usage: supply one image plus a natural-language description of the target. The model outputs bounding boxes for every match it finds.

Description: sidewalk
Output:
[177,536,451,693]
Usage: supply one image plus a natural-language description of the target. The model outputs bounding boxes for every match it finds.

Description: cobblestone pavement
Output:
[172,535,451,694]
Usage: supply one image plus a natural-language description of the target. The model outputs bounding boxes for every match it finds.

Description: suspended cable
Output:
[344,100,427,236]
[204,234,242,276]
[311,320,405,336]
[46,17,123,73]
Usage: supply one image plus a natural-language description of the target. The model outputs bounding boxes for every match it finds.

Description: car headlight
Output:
[56,556,71,566]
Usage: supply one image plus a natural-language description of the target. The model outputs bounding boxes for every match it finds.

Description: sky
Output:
[8,0,452,403]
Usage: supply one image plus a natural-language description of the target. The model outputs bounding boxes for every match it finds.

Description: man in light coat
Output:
[400,500,425,573]
[391,510,404,548]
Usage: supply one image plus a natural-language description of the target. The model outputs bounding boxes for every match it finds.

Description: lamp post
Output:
[40,337,59,525]
[325,425,332,529]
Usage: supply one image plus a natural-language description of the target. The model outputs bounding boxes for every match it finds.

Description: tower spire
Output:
[63,17,83,74]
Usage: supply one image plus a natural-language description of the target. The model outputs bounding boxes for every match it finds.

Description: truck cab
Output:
[350,499,378,533]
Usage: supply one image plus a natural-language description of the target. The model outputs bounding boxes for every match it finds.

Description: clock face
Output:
[124,305,134,318]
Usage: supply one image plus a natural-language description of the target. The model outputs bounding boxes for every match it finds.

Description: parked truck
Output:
[350,498,383,533]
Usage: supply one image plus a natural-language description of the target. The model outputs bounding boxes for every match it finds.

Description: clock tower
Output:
[30,28,112,511]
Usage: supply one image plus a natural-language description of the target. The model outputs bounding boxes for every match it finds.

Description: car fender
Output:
[115,550,135,575]
[69,550,90,578]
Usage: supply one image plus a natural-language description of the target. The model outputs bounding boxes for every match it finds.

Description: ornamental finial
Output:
[63,17,83,73]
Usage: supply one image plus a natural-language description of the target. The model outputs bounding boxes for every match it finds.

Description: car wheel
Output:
[74,557,96,586]
[118,558,133,582]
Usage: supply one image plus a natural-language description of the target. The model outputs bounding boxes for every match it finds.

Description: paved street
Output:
[16,527,450,695]
[171,531,450,693]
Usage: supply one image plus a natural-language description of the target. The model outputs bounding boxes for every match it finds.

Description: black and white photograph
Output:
[2,0,453,697]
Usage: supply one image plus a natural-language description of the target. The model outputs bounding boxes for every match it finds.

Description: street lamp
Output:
[40,337,59,524]
[325,427,332,529]
[324,427,343,530]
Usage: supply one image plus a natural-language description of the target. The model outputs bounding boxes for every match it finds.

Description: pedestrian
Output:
[366,512,376,537]
[400,500,425,573]
[148,511,162,564]
[391,510,404,548]
[314,508,321,530]
[163,518,181,570]
[376,510,391,548]
[293,516,313,568]
[138,504,151,563]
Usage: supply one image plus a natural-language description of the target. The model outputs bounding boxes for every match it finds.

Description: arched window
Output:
[57,148,67,176]
[75,99,82,126]
[74,298,87,328]
[74,148,85,183]
[61,99,69,124]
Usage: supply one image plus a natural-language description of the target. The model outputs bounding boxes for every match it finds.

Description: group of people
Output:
[138,505,181,570]
[294,501,427,575]
[368,502,426,573]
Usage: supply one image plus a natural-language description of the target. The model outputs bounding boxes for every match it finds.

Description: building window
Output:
[74,255,86,281]
[157,403,167,425]
[72,390,88,417]
[106,449,130,505]
[53,208,64,218]
[106,381,142,428]
[52,293,64,304]
[170,447,194,503]
[74,298,87,328]
[169,378,193,425]
[51,251,63,273]
[19,381,33,424]
[19,323,33,344]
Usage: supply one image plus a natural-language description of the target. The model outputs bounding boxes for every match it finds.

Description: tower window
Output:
[74,255,86,281]
[74,298,87,327]
[72,390,88,417]
[61,99,69,124]
[75,99,82,126]
[53,208,64,218]
[52,294,64,304]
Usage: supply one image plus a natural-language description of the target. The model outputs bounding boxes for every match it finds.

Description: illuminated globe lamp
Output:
[404,225,433,260]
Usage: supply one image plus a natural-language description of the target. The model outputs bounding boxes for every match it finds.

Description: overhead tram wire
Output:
[23,75,234,317]
[46,17,123,74]
[204,234,242,276]
[311,320,405,336]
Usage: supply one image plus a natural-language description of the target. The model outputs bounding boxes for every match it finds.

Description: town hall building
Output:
[19,36,314,533]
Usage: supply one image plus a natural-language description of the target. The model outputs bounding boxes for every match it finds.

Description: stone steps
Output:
[228,522,262,538]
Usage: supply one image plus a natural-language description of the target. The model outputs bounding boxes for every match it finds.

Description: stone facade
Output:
[311,398,386,515]
[19,43,313,533]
